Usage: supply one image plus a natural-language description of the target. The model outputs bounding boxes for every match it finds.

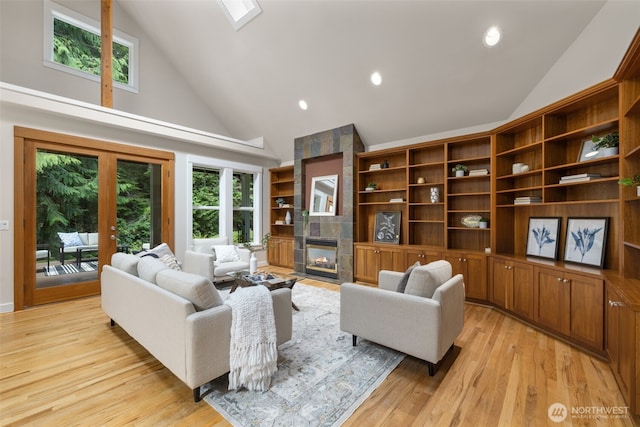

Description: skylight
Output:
[218,0,262,31]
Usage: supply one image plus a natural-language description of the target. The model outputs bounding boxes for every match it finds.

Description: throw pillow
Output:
[110,252,140,276]
[397,261,421,293]
[139,243,181,270]
[404,260,452,299]
[212,245,240,263]
[137,256,170,284]
[58,231,84,247]
[156,269,223,311]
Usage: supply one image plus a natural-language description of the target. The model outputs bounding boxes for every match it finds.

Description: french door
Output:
[14,127,174,309]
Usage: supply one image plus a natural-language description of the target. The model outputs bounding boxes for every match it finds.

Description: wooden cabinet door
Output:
[354,244,377,283]
[444,252,486,300]
[510,261,534,319]
[490,258,509,308]
[605,284,634,404]
[569,274,604,350]
[406,248,441,267]
[267,237,293,268]
[464,254,487,300]
[617,302,635,406]
[378,246,406,273]
[535,267,570,335]
[267,238,280,265]
[279,238,294,268]
[606,286,620,368]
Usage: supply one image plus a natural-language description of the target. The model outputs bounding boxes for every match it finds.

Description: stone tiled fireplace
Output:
[293,124,364,282]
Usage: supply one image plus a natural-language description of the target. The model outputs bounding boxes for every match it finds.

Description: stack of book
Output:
[514,196,542,205]
[559,173,601,184]
[469,169,489,176]
[389,198,404,203]
[368,164,381,171]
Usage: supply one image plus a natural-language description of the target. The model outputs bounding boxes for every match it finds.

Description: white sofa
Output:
[183,237,250,279]
[101,252,292,402]
[340,260,465,375]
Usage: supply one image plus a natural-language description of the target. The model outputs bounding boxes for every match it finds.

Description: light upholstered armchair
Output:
[340,260,465,375]
[182,237,250,280]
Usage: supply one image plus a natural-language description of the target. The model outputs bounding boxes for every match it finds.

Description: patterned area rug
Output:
[44,261,98,276]
[204,282,404,426]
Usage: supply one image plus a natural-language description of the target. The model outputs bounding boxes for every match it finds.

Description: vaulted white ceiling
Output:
[117,0,609,162]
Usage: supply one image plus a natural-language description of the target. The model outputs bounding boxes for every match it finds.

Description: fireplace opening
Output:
[305,239,338,279]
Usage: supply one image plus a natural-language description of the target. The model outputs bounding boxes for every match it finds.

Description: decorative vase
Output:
[479,221,488,229]
[603,147,619,157]
[285,210,292,225]
[637,186,640,197]
[455,170,465,177]
[430,187,440,203]
[249,252,258,274]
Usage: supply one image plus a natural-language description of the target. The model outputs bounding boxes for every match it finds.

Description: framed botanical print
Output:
[373,211,401,244]
[525,217,561,260]
[563,217,609,268]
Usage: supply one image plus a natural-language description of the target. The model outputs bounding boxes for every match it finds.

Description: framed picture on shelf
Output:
[577,138,599,162]
[563,217,609,268]
[373,211,401,244]
[525,217,561,260]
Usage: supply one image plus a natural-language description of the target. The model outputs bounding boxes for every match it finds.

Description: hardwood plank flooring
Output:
[1,268,637,426]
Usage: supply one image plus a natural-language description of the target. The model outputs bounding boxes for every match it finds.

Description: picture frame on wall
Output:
[577,138,599,162]
[563,217,609,268]
[525,217,561,260]
[373,211,401,244]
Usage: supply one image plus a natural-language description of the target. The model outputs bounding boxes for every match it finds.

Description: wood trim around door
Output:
[13,126,175,310]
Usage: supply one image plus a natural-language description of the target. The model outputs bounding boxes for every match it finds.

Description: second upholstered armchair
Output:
[340,260,465,375]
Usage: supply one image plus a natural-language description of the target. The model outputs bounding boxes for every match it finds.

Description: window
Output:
[233,172,254,244]
[192,168,220,238]
[43,0,139,92]
[189,156,263,246]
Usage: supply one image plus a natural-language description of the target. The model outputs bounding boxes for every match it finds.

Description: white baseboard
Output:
[0,302,15,313]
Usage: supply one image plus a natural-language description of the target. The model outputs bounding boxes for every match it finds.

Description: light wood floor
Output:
[1,268,637,426]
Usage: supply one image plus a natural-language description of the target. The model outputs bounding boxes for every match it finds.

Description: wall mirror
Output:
[310,174,338,216]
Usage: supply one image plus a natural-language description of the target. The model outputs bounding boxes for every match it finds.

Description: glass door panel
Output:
[116,159,163,252]
[35,149,100,290]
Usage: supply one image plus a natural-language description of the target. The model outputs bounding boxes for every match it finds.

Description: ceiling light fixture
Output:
[217,0,262,31]
[298,100,308,110]
[483,26,502,47]
[371,71,382,86]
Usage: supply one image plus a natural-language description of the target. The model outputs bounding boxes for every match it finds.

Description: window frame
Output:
[43,0,139,93]
[187,155,263,247]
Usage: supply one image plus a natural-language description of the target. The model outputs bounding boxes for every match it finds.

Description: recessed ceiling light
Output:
[371,71,382,86]
[298,100,308,110]
[483,26,502,47]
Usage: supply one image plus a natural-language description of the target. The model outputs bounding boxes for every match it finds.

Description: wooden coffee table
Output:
[230,273,299,311]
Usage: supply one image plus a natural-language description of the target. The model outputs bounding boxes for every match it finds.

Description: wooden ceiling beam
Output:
[101,0,113,108]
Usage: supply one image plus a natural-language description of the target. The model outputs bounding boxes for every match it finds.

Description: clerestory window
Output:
[43,0,139,92]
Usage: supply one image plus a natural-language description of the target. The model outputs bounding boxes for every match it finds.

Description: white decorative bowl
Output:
[461,215,482,228]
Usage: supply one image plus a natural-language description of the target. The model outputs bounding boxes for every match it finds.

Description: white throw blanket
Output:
[224,285,278,391]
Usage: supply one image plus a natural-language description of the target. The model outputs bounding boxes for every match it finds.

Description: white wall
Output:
[510,0,640,120]
[0,88,278,312]
[0,0,230,137]
[369,1,639,154]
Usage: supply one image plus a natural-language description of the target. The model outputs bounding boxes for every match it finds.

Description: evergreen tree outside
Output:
[53,18,129,85]
[36,151,154,257]
[192,168,220,238]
